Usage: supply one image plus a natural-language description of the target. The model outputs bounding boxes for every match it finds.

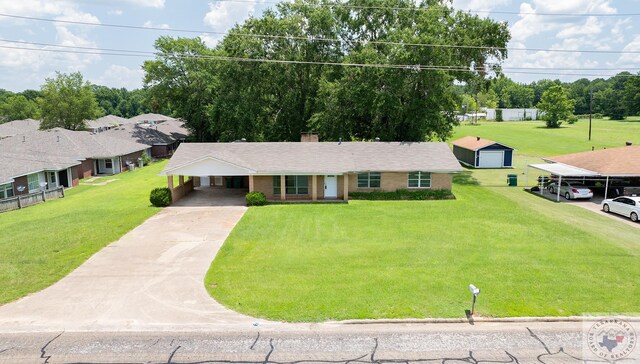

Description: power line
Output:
[210,0,640,17]
[1,13,639,55]
[1,42,638,78]
[4,39,640,72]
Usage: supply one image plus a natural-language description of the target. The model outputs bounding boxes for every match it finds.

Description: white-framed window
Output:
[27,173,40,192]
[0,183,13,199]
[214,176,224,186]
[357,172,381,188]
[273,176,309,195]
[408,172,431,188]
[105,159,113,169]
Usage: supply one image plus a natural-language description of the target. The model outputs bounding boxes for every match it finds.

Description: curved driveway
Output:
[0,189,268,332]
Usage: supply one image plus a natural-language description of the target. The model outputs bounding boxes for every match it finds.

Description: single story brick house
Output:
[0,128,150,198]
[161,140,462,202]
[0,152,81,198]
[101,119,188,158]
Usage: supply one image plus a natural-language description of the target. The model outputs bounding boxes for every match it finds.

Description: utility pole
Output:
[588,90,593,141]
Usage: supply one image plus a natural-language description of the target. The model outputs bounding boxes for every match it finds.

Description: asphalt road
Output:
[2,321,637,364]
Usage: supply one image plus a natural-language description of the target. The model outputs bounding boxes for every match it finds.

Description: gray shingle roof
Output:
[86,115,128,130]
[162,142,463,175]
[0,152,80,184]
[101,119,188,146]
[127,113,177,124]
[0,128,149,161]
[0,119,41,139]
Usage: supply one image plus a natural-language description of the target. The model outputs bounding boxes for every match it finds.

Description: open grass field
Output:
[206,118,640,321]
[452,117,640,157]
[0,161,167,304]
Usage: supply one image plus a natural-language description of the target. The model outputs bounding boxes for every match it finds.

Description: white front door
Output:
[200,176,210,187]
[324,175,337,198]
[478,151,504,168]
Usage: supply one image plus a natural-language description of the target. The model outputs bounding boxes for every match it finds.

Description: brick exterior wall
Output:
[78,159,94,179]
[13,175,28,195]
[151,145,169,158]
[119,151,145,170]
[249,172,453,200]
[70,166,80,187]
[348,172,453,192]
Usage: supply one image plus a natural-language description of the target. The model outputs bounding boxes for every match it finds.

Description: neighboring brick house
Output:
[0,128,150,197]
[161,137,462,202]
[0,152,80,198]
[101,118,188,158]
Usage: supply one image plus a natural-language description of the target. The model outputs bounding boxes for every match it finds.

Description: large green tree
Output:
[143,0,510,142]
[0,95,38,122]
[537,85,576,128]
[39,72,101,130]
[143,37,216,141]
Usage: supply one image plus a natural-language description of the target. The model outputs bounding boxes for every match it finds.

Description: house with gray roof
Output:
[127,113,178,125]
[0,128,150,197]
[160,136,462,202]
[102,119,188,157]
[0,119,41,139]
[85,115,128,133]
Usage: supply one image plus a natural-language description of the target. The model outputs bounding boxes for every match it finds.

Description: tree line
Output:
[0,75,153,126]
[456,72,640,121]
[142,0,510,142]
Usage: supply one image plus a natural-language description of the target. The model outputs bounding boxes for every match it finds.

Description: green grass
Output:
[452,118,640,157]
[207,184,639,321]
[206,118,640,321]
[0,161,167,304]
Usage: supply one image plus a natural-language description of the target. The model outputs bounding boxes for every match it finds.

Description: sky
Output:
[0,0,639,92]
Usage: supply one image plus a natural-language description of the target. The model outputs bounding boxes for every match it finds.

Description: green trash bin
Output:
[507,174,518,187]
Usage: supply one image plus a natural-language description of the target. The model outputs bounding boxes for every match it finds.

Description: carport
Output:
[527,163,599,202]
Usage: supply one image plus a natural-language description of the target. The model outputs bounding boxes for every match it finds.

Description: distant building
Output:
[486,108,539,121]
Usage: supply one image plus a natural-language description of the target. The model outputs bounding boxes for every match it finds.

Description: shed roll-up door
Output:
[478,151,504,168]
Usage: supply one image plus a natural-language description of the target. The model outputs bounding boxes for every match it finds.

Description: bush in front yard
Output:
[349,189,453,200]
[246,191,267,206]
[149,187,172,207]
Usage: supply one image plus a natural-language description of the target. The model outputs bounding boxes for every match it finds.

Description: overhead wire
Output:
[1,13,639,55]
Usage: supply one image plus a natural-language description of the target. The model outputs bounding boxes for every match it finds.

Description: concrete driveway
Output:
[0,189,262,332]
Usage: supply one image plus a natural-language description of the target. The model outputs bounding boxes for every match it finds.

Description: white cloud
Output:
[617,35,640,66]
[510,0,616,42]
[94,65,144,89]
[556,16,602,39]
[199,34,219,48]
[203,1,258,30]
[98,0,165,9]
[108,9,124,16]
[143,20,170,29]
[453,0,511,12]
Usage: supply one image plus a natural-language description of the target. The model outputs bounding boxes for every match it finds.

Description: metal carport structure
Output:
[528,163,600,202]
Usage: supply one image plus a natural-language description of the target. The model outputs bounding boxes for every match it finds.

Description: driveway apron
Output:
[0,191,257,332]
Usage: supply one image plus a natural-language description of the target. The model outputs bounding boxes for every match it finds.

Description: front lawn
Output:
[206,183,640,321]
[0,161,167,304]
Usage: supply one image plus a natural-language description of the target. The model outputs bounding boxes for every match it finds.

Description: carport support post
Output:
[167,175,174,189]
[557,175,562,202]
[248,175,254,192]
[604,176,610,200]
[280,175,286,201]
[178,175,184,186]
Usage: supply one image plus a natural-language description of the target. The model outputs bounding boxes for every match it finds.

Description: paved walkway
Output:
[0,189,261,332]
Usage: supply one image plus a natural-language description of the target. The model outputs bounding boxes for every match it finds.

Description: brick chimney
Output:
[300,132,319,142]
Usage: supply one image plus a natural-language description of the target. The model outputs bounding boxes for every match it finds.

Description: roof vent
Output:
[476,136,481,141]
[374,137,380,142]
[338,137,342,145]
[22,136,25,142]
